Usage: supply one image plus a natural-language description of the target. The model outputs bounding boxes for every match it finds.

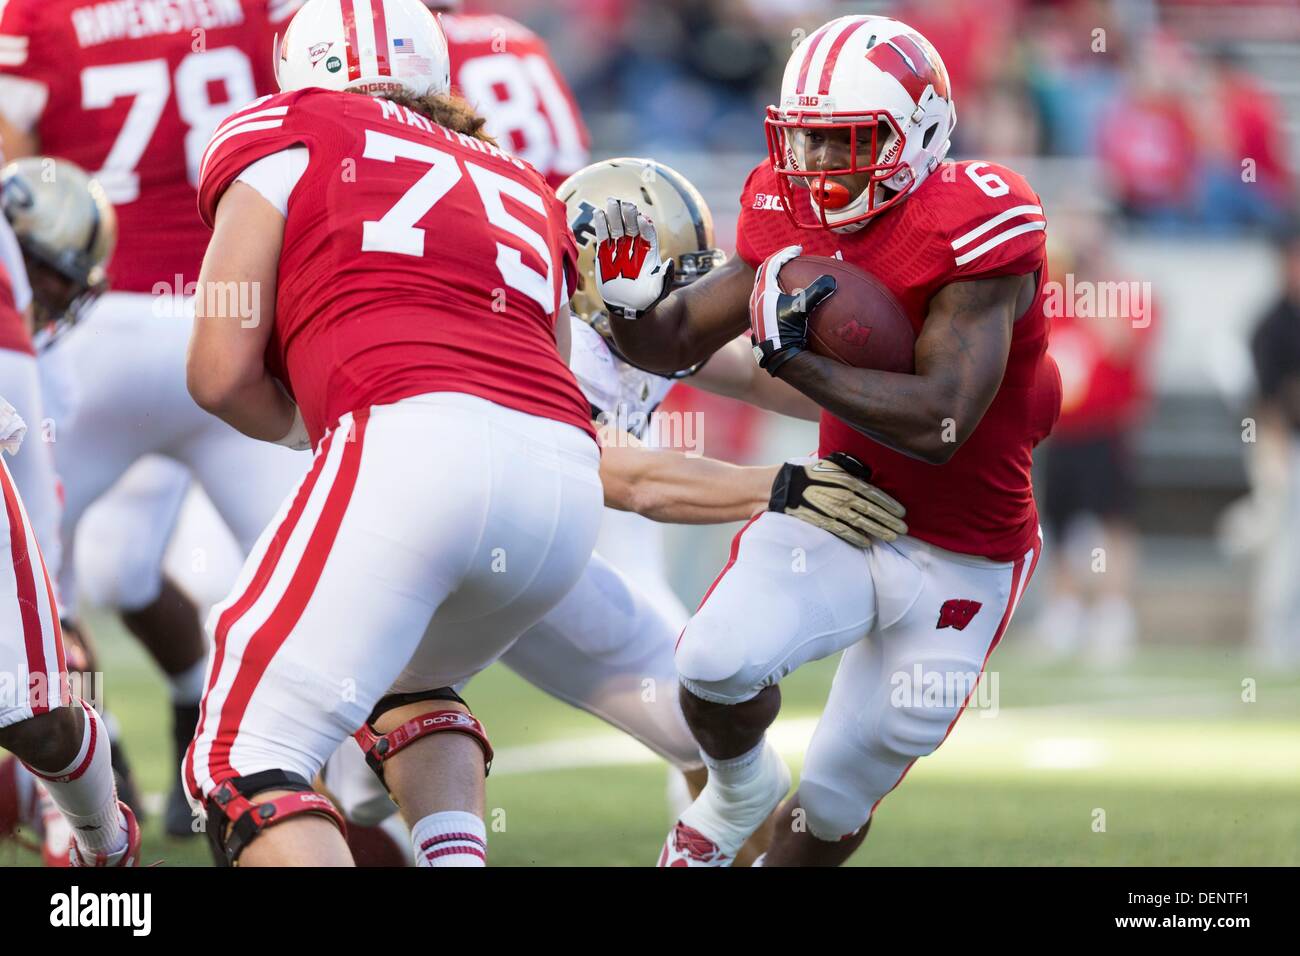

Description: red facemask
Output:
[764,107,911,231]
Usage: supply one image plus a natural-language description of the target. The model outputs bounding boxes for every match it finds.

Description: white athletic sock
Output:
[680,739,790,856]
[26,703,126,857]
[167,659,207,706]
[411,811,487,867]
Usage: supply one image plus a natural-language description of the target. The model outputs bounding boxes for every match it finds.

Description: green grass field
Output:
[4,614,1297,867]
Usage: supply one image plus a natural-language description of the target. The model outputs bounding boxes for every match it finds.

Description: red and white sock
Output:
[24,702,126,858]
[411,811,486,868]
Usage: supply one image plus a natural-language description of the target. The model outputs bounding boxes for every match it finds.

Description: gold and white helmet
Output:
[558,158,725,369]
[1,157,116,327]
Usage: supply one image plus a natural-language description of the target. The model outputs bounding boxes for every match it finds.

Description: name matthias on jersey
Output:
[374,98,529,170]
[70,0,245,49]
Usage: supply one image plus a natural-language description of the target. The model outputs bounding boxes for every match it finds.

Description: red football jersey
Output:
[198,88,593,447]
[442,13,589,191]
[738,159,1062,561]
[0,260,34,356]
[0,0,296,293]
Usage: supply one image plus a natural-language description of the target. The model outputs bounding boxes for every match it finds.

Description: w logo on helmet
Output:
[937,599,982,631]
[598,236,651,282]
[865,34,949,105]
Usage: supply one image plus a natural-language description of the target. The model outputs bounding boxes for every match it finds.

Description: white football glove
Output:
[592,198,674,319]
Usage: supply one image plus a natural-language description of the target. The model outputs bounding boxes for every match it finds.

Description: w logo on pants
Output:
[937,599,982,631]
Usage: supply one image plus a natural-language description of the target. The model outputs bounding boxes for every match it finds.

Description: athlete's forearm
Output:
[608,256,755,374]
[773,275,1024,465]
[601,442,773,524]
[775,352,966,465]
[188,363,296,444]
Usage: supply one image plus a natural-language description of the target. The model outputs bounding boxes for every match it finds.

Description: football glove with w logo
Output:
[593,199,674,319]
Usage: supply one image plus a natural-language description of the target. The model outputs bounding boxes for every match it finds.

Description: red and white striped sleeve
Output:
[197,91,310,228]
[0,0,50,137]
[942,161,1047,281]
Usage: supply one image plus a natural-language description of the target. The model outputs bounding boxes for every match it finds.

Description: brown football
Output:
[778,255,915,374]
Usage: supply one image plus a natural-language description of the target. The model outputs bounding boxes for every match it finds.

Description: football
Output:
[777,255,916,374]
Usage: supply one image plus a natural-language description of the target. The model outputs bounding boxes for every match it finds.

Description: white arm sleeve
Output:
[233,146,309,218]
[0,75,49,134]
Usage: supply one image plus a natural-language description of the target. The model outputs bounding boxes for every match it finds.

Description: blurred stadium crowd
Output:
[473,0,1300,669]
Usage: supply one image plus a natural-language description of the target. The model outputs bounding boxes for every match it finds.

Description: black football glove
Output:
[770,452,907,548]
[749,244,837,376]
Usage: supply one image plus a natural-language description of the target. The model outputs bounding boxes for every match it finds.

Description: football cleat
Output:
[657,821,734,868]
[68,801,142,868]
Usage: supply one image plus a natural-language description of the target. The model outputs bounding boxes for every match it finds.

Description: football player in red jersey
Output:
[595,15,1062,866]
[426,0,589,190]
[0,0,312,837]
[0,389,141,866]
[183,0,607,867]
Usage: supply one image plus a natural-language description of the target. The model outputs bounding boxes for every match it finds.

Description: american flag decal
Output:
[393,37,413,53]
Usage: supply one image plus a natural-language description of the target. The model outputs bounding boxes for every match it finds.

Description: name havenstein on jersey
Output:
[69,0,247,48]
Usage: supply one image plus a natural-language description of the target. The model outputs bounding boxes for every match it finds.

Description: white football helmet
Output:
[766,15,956,232]
[276,0,451,97]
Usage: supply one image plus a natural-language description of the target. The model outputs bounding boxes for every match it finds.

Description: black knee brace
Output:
[204,769,345,867]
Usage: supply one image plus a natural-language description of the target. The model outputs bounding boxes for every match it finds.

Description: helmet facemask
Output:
[20,240,108,334]
[765,107,914,232]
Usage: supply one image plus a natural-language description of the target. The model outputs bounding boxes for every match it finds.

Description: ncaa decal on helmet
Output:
[558,158,725,373]
[276,0,451,97]
[766,15,956,231]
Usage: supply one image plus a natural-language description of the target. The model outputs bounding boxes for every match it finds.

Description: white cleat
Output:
[658,821,735,867]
